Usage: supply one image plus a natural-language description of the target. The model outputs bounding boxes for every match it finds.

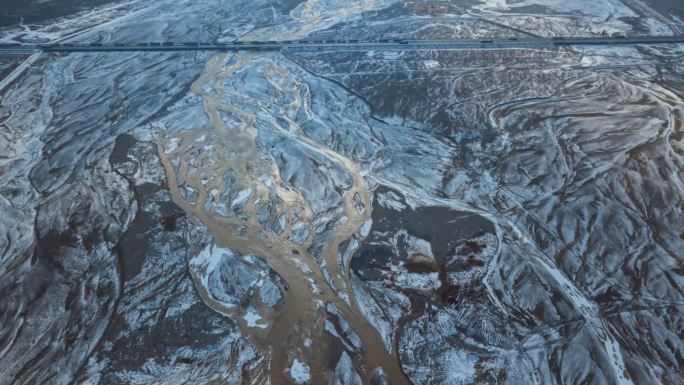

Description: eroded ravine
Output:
[156,52,410,385]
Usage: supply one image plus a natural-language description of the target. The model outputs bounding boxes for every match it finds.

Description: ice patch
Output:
[290,256,312,274]
[163,137,180,154]
[288,359,311,384]
[244,307,267,329]
[359,219,372,238]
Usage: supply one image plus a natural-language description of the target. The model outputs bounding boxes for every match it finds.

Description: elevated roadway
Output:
[0,36,683,54]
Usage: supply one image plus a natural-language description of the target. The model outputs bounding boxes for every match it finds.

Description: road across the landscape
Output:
[0,36,683,54]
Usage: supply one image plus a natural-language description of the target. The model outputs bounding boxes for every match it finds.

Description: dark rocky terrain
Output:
[1,1,683,385]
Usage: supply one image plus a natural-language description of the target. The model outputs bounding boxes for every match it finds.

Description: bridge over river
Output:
[0,35,683,54]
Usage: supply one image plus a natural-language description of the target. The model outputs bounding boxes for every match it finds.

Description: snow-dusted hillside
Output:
[0,1,683,385]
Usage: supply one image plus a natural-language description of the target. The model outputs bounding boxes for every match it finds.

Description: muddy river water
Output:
[156,52,411,385]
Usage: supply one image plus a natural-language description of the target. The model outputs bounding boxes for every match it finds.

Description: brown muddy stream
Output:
[156,52,410,385]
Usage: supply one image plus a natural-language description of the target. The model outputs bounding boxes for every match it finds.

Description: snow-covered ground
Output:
[1,1,683,385]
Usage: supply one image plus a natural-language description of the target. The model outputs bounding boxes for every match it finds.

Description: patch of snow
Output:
[359,219,372,238]
[288,359,311,384]
[424,60,439,69]
[243,307,267,329]
[376,190,407,211]
[389,264,441,292]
